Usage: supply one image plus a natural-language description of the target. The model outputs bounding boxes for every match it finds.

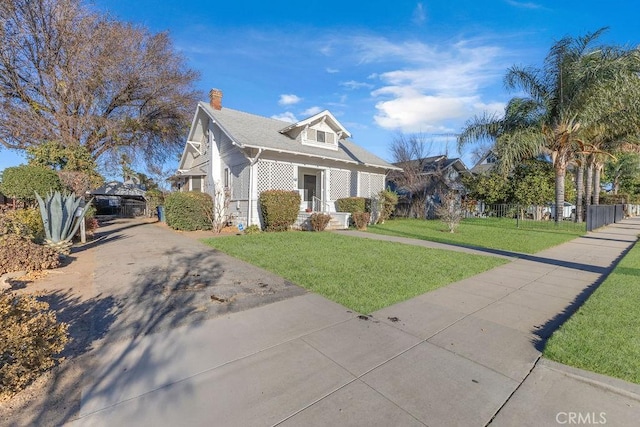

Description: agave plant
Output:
[35,191,93,255]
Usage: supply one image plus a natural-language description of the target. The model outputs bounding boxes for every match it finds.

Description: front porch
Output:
[293,211,351,231]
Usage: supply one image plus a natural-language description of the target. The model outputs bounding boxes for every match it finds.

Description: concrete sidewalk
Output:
[68,219,640,426]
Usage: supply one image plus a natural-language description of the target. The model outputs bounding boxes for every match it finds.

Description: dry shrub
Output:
[436,191,463,233]
[0,234,60,275]
[0,208,45,242]
[309,213,331,231]
[0,292,68,398]
[352,212,370,230]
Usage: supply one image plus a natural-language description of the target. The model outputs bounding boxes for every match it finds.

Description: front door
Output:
[303,174,316,210]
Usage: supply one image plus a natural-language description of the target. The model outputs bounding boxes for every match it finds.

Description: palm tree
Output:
[460,28,640,222]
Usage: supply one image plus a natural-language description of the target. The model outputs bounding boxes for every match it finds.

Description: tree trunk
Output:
[585,162,594,206]
[593,163,602,205]
[575,162,584,223]
[555,164,566,223]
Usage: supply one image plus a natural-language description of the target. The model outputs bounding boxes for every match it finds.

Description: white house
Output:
[173,89,398,229]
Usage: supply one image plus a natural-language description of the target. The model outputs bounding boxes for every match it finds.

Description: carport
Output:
[90,181,147,217]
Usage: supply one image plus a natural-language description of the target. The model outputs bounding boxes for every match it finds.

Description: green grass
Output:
[544,241,640,384]
[202,232,507,314]
[368,217,585,254]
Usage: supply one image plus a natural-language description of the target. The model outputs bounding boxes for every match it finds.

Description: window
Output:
[316,130,326,143]
[224,168,230,188]
[191,176,202,192]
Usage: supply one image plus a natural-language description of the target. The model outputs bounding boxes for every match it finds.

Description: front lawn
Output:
[202,232,506,314]
[543,241,640,384]
[368,217,585,254]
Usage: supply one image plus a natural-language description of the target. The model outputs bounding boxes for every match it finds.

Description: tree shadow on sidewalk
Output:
[530,242,635,352]
[3,250,227,426]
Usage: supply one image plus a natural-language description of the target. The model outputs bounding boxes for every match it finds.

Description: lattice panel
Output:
[330,169,351,200]
[370,173,385,196]
[358,172,385,198]
[359,172,371,198]
[257,161,295,194]
[257,162,270,194]
[231,163,249,199]
[272,162,295,190]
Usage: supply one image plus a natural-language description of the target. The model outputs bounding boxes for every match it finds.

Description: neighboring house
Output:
[173,89,399,229]
[470,149,498,175]
[388,155,471,219]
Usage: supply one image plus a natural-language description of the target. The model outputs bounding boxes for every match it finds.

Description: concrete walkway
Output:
[67,218,640,426]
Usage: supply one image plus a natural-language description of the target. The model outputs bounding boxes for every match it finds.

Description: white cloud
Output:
[340,80,374,90]
[326,67,340,73]
[413,3,426,25]
[505,0,542,9]
[301,106,323,116]
[278,94,302,106]
[361,37,508,132]
[271,112,298,122]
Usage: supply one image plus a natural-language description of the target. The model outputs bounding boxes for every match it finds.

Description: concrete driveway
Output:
[6,217,640,426]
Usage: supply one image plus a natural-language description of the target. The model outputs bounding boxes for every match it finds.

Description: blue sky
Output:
[1,0,638,176]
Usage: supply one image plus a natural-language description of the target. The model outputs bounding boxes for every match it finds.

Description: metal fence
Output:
[463,203,586,232]
[120,199,147,217]
[586,204,624,232]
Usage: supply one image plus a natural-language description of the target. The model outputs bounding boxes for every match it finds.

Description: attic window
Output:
[316,130,326,143]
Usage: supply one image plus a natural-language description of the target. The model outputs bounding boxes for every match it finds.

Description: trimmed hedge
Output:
[259,190,300,232]
[336,197,367,213]
[165,191,213,231]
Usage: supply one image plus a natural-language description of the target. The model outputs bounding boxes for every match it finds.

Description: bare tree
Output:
[0,0,200,169]
[435,190,463,233]
[388,133,434,218]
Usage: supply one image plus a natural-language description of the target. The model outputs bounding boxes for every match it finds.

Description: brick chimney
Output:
[209,88,223,110]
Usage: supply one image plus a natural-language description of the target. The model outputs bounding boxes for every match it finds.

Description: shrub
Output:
[0,292,68,398]
[310,213,332,231]
[165,191,214,231]
[377,189,398,224]
[146,188,165,215]
[436,191,463,233]
[259,190,300,232]
[352,212,370,230]
[244,224,261,234]
[0,208,45,242]
[336,197,367,214]
[0,165,63,206]
[599,193,628,205]
[0,234,60,275]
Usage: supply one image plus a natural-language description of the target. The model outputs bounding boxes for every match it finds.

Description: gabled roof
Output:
[470,149,498,175]
[393,155,471,177]
[278,110,352,139]
[199,103,398,170]
[90,181,146,198]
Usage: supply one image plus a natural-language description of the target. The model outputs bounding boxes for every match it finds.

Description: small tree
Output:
[436,191,463,233]
[208,186,231,233]
[0,165,63,207]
